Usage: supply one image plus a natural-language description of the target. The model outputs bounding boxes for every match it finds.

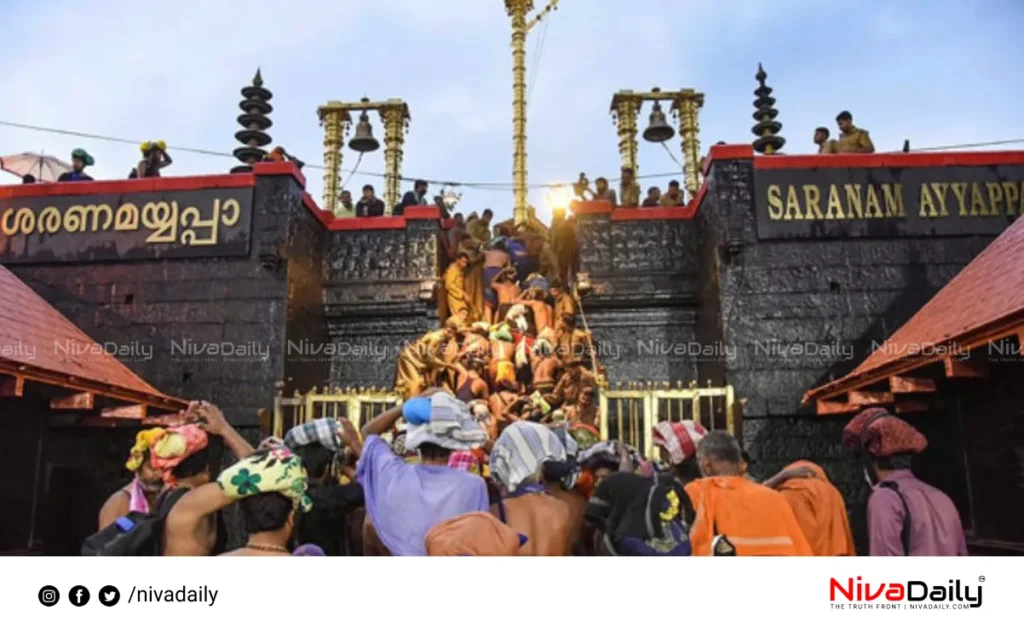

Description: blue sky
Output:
[1,0,1022,223]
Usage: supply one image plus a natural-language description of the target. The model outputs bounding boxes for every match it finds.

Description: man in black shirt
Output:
[356,184,385,217]
[394,179,428,216]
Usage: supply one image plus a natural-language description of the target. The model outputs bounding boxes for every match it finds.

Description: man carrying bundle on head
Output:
[489,421,575,556]
[283,418,366,556]
[339,388,489,556]
[842,408,966,556]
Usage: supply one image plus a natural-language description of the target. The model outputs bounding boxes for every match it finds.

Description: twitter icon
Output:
[99,585,120,607]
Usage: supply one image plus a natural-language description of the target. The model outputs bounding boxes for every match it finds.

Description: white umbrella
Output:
[0,152,72,182]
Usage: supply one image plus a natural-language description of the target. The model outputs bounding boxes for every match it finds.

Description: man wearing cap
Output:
[843,408,967,556]
[57,148,95,181]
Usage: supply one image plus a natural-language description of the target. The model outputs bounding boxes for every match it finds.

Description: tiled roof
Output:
[0,265,184,410]
[804,216,1024,404]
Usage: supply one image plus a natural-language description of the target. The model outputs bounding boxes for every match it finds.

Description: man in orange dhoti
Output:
[764,460,855,556]
[685,431,812,556]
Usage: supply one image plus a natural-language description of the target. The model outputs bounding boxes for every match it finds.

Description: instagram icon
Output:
[38,585,60,607]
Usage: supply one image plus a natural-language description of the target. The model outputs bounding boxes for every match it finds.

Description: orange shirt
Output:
[686,476,812,556]
[776,461,855,556]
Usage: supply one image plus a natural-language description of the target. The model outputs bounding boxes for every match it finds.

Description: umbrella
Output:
[0,152,72,182]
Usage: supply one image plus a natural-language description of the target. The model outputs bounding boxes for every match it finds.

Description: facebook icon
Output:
[69,585,90,607]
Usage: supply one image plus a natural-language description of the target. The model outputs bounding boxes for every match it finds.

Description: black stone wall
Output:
[577,214,701,384]
[7,173,328,427]
[697,157,997,552]
[324,217,443,389]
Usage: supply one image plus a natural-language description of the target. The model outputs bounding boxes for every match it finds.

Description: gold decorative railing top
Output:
[598,381,736,459]
[273,381,738,461]
[272,385,400,438]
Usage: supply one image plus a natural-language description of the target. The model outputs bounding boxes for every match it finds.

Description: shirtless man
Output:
[491,267,522,324]
[531,338,563,395]
[516,287,553,334]
[163,402,255,556]
[98,428,169,530]
[490,422,574,556]
[564,386,599,429]
[457,320,486,352]
[547,362,598,409]
[550,282,576,327]
[489,375,521,431]
[554,311,576,365]
[452,355,490,403]
[483,241,511,323]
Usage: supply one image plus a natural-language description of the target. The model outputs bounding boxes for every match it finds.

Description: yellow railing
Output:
[272,386,400,438]
[598,381,736,458]
[273,381,735,458]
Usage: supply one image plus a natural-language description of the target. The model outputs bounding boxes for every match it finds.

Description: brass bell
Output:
[643,101,675,143]
[349,111,380,153]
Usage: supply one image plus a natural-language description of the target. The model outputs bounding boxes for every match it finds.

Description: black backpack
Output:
[81,487,189,556]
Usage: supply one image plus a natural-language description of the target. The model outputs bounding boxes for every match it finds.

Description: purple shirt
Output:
[867,470,968,556]
[356,435,489,556]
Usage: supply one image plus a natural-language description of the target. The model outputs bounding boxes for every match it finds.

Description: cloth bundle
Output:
[426,512,525,556]
[404,392,488,452]
[217,447,312,512]
[577,440,643,473]
[652,420,708,465]
[284,417,342,451]
[150,425,209,485]
[489,421,569,492]
[842,407,928,457]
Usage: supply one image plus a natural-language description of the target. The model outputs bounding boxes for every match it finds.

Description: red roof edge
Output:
[0,361,187,412]
[802,308,1024,408]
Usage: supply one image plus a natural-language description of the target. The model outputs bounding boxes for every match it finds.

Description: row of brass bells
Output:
[643,101,675,143]
[349,110,380,153]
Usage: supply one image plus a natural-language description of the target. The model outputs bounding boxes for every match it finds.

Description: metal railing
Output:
[598,381,736,458]
[272,381,735,458]
[272,386,400,438]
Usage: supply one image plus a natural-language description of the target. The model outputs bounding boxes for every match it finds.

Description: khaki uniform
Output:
[836,127,874,153]
[620,182,641,207]
[818,140,839,154]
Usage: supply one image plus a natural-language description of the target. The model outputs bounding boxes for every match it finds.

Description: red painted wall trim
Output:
[753,150,1024,170]
[252,161,307,189]
[611,206,696,221]
[703,144,754,174]
[571,200,613,215]
[0,173,255,200]
[689,176,710,216]
[404,205,442,220]
[301,191,336,228]
[327,216,408,231]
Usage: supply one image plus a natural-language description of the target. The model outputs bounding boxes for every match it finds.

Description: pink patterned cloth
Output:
[150,424,209,484]
[447,451,481,475]
[128,476,151,514]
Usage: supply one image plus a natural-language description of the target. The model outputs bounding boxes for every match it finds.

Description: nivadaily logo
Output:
[830,576,983,610]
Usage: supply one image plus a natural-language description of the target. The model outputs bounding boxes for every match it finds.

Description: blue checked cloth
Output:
[284,417,341,451]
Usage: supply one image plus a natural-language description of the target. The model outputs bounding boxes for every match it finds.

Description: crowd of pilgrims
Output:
[90,209,968,557]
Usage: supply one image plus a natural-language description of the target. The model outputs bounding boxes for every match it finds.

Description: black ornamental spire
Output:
[752,63,785,155]
[231,68,273,173]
